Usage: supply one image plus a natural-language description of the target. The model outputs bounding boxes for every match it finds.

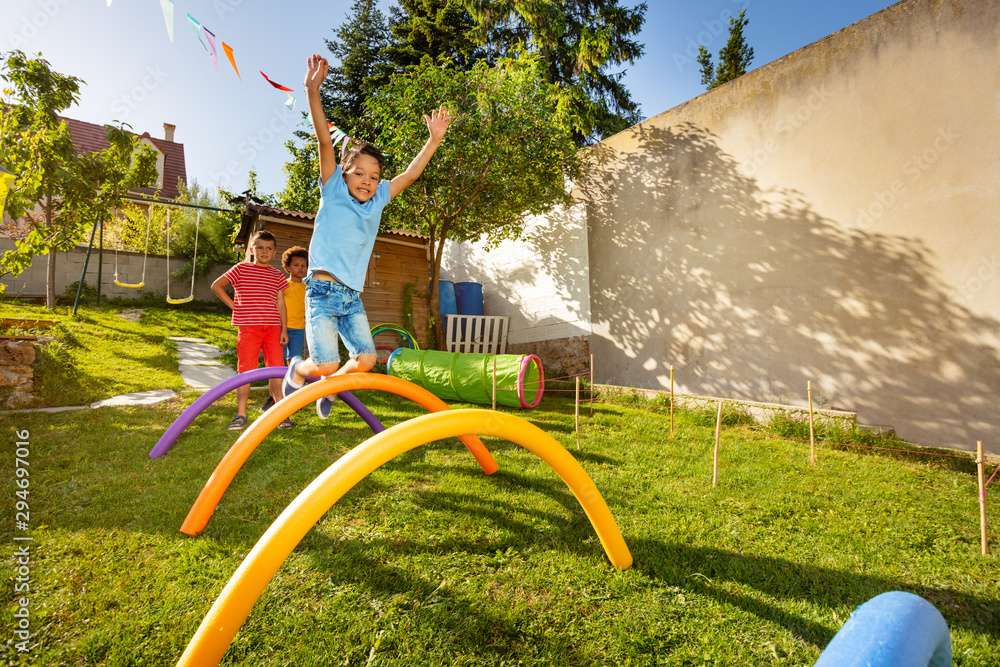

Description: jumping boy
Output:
[212,230,291,430]
[283,53,450,418]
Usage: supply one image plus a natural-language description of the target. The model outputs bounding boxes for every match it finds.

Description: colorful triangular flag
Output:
[260,71,294,92]
[222,42,241,80]
[203,27,218,74]
[285,93,296,111]
[159,0,174,42]
[187,14,208,51]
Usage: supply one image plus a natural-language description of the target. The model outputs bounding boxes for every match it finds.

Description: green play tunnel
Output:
[387,348,544,408]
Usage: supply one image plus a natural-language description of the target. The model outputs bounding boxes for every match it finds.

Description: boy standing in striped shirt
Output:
[212,230,291,430]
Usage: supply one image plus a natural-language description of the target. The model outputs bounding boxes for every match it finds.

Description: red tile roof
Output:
[239,203,429,243]
[61,117,187,199]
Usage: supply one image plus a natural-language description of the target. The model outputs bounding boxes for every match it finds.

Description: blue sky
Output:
[3,0,898,197]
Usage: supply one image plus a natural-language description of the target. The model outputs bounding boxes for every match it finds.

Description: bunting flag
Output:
[222,41,241,80]
[284,93,296,111]
[187,14,208,51]
[260,71,294,92]
[0,165,16,214]
[203,27,218,74]
[107,0,113,6]
[159,0,174,42]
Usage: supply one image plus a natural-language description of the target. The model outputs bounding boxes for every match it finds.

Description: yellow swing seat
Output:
[166,295,193,305]
[114,279,145,289]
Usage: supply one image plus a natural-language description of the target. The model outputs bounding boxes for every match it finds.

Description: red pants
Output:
[236,325,283,373]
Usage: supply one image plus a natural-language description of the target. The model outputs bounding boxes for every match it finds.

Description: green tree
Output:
[361,55,581,346]
[465,0,647,144]
[276,139,321,214]
[168,180,240,283]
[386,0,487,72]
[0,51,158,308]
[697,9,754,90]
[321,0,392,133]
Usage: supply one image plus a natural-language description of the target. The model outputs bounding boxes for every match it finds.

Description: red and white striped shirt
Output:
[223,262,287,326]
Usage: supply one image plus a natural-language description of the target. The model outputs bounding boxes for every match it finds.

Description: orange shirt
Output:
[284,280,306,328]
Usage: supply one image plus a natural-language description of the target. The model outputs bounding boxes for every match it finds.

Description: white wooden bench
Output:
[445,315,509,354]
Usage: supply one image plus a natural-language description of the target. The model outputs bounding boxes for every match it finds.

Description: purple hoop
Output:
[149,367,384,458]
[516,355,544,409]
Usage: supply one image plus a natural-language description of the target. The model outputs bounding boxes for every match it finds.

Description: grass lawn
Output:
[1,302,997,665]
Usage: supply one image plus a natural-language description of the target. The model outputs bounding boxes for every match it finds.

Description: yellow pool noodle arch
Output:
[176,409,632,666]
[180,374,499,536]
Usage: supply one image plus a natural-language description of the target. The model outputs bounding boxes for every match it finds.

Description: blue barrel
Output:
[438,280,457,322]
[455,282,484,316]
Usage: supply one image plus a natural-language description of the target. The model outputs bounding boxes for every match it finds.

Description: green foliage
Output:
[276,140,320,214]
[465,0,647,143]
[697,9,755,90]
[322,0,393,133]
[168,180,240,281]
[386,0,487,72]
[0,50,159,307]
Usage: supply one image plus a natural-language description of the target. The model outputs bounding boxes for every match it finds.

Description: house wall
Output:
[0,238,228,302]
[441,203,593,377]
[582,0,1000,452]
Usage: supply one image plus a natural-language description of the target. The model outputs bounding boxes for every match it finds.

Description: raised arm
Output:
[389,106,451,200]
[305,54,337,186]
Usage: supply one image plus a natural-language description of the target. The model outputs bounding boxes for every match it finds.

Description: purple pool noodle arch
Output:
[149,366,384,458]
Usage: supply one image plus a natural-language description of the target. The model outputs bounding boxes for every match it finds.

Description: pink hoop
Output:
[516,355,544,408]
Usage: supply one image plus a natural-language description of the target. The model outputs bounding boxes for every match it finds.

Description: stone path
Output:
[169,336,237,389]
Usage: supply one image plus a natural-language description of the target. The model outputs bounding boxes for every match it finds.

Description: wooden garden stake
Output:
[670,365,675,433]
[492,357,497,410]
[590,353,594,416]
[713,401,723,487]
[808,381,816,466]
[978,441,988,555]
[575,376,581,451]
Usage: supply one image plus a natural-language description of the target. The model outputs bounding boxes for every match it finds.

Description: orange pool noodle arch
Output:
[180,374,498,536]
[176,409,631,666]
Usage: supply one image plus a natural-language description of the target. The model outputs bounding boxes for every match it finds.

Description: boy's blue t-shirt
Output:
[308,164,391,292]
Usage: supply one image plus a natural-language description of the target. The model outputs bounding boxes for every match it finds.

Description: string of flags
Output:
[103,0,366,152]
[110,0,303,112]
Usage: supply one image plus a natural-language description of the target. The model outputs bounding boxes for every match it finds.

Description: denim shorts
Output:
[304,278,376,366]
[284,327,306,362]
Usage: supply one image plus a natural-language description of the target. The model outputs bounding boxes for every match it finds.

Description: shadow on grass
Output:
[629,537,1000,648]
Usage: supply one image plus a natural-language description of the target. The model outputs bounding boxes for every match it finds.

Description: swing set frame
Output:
[72,195,233,315]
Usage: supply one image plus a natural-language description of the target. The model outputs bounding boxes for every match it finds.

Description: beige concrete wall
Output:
[583,0,1000,452]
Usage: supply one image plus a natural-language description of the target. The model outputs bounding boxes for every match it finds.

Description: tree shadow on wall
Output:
[564,121,999,451]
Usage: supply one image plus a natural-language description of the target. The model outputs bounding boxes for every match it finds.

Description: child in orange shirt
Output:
[282,246,308,363]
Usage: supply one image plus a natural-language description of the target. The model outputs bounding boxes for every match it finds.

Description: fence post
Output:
[978,441,989,556]
[575,376,581,451]
[589,353,594,417]
[713,401,723,487]
[670,365,675,433]
[808,380,816,466]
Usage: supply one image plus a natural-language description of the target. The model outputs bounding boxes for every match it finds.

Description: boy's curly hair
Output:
[341,142,385,173]
[281,245,308,270]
